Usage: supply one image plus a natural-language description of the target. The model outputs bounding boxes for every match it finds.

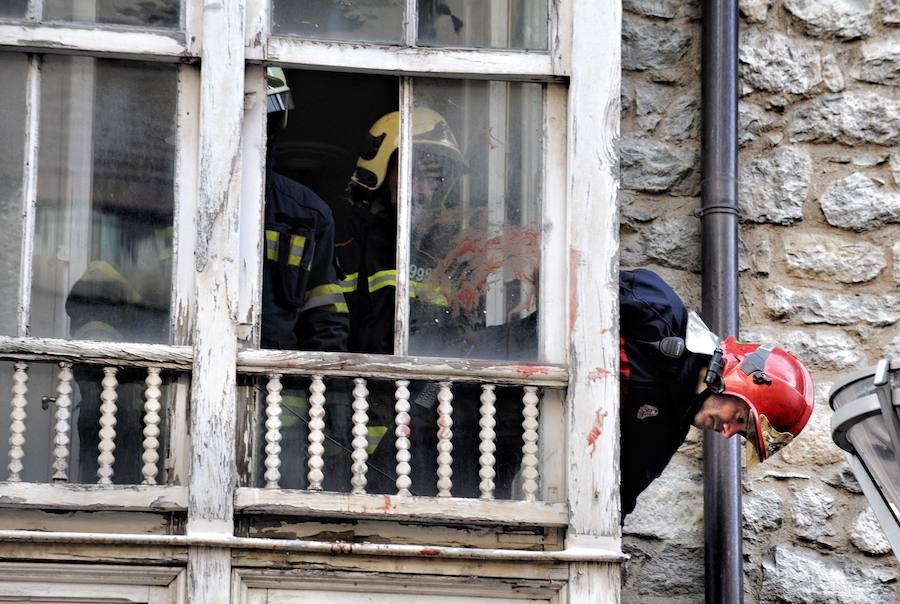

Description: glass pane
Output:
[43,0,180,28]
[849,413,900,524]
[408,79,543,361]
[417,0,548,50]
[0,1,28,18]
[0,53,28,336]
[272,0,403,43]
[32,57,177,344]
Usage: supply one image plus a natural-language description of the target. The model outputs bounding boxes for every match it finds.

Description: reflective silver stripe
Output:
[367,272,397,292]
[301,293,348,312]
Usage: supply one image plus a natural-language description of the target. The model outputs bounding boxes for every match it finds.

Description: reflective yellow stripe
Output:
[338,272,359,293]
[288,234,307,267]
[366,425,388,455]
[265,230,279,261]
[72,320,123,342]
[367,269,397,293]
[155,226,174,261]
[79,261,142,302]
[411,280,450,307]
[280,394,308,428]
[302,284,349,314]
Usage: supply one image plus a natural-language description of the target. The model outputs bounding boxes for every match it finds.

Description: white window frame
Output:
[0,0,621,601]
[0,562,186,603]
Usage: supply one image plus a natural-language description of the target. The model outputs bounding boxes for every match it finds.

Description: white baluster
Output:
[394,379,412,496]
[479,384,497,500]
[97,367,118,485]
[141,367,163,485]
[52,362,74,481]
[436,381,454,498]
[8,362,29,482]
[307,374,326,491]
[264,374,283,489]
[351,378,369,495]
[521,386,540,502]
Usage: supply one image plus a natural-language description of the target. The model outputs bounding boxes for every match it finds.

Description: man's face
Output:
[693,393,752,439]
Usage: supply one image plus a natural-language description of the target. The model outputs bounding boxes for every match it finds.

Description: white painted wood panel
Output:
[565,0,622,600]
[188,0,245,600]
[264,39,564,81]
[0,482,188,511]
[234,488,568,526]
[0,24,191,60]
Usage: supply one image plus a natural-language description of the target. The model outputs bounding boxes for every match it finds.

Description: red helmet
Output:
[712,336,815,465]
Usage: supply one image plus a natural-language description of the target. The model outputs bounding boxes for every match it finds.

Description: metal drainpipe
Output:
[700,0,743,602]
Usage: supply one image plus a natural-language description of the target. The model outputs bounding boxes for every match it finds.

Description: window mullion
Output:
[26,0,42,20]
[393,78,413,356]
[17,54,40,338]
[171,64,201,346]
[404,0,417,47]
[540,84,568,364]
[238,66,267,345]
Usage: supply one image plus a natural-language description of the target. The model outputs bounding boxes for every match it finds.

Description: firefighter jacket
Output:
[262,170,349,352]
[334,202,397,354]
[619,269,709,517]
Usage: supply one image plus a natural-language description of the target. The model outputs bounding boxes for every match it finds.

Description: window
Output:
[0,5,196,488]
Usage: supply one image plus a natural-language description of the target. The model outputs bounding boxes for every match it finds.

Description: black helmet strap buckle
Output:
[704,347,726,394]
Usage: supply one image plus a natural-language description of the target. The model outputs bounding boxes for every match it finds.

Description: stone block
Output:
[740,0,772,23]
[791,92,900,146]
[783,231,886,283]
[622,16,692,71]
[739,32,822,94]
[637,545,705,596]
[624,0,680,19]
[880,0,900,24]
[820,172,900,231]
[850,508,892,555]
[766,284,900,326]
[739,101,776,146]
[761,545,897,603]
[620,135,696,192]
[743,490,784,538]
[624,461,704,541]
[792,485,836,543]
[739,146,811,224]
[859,39,900,85]
[741,327,863,371]
[784,0,874,40]
[628,216,702,271]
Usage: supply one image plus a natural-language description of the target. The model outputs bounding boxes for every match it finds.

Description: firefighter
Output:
[619,268,815,518]
[335,109,527,497]
[262,67,349,489]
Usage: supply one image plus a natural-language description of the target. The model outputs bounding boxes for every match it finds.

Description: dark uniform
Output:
[262,169,349,352]
[619,269,709,517]
[260,169,349,489]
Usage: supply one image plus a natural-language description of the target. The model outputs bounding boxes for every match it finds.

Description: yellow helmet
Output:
[351,107,466,192]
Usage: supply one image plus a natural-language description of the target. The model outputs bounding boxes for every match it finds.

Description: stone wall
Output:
[619,1,900,601]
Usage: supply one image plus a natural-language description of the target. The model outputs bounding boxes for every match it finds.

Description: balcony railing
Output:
[0,336,569,527]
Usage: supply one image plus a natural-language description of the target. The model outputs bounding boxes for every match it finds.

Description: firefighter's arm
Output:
[295,211,350,352]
